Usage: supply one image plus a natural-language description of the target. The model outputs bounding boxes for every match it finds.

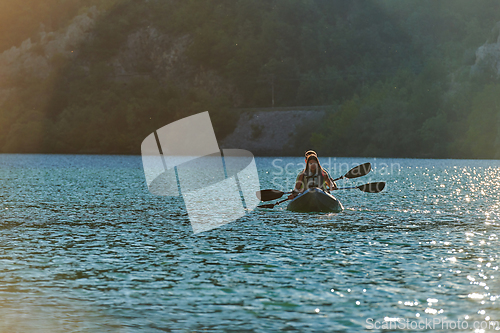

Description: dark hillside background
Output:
[2,0,500,157]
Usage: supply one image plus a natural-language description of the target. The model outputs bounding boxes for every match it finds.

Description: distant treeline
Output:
[2,0,500,157]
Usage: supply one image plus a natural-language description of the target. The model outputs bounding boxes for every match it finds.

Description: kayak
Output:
[287,188,343,213]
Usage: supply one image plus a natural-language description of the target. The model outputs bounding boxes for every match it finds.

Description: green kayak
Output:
[287,188,343,213]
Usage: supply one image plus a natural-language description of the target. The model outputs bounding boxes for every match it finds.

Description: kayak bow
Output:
[286,188,343,213]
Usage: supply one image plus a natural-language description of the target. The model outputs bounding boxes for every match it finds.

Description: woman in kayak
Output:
[289,154,337,199]
[304,150,333,182]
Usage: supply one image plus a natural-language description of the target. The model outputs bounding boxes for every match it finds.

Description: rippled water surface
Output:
[1,155,500,332]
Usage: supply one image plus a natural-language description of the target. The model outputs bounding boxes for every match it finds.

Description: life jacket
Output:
[297,169,329,191]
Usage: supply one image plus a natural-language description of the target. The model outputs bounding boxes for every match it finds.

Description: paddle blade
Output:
[344,162,372,179]
[258,203,276,209]
[256,189,285,201]
[358,182,385,193]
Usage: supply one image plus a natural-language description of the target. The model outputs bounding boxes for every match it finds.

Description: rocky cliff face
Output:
[110,27,240,104]
[221,108,327,155]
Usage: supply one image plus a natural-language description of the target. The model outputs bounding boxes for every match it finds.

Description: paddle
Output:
[256,162,372,202]
[256,189,291,202]
[258,197,291,209]
[258,182,386,209]
[331,162,371,181]
[335,181,386,193]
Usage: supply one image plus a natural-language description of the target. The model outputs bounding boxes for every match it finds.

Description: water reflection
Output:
[0,155,499,331]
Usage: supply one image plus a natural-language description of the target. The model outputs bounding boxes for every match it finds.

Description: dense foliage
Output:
[2,0,500,157]
[0,0,120,53]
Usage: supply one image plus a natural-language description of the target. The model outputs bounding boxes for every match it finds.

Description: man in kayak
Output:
[288,153,337,199]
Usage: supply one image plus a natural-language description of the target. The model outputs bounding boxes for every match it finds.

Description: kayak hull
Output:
[287,188,343,213]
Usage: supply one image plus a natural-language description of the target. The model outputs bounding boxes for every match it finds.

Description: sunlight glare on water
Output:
[0,155,500,332]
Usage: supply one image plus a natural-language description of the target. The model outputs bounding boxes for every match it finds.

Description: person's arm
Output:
[288,173,304,199]
[323,169,337,191]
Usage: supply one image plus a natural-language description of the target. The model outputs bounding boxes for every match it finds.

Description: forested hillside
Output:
[1,0,500,157]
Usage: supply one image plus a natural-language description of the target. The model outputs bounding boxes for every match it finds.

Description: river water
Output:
[0,154,499,332]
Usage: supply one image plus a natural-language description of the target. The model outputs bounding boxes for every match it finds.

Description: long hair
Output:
[304,155,321,175]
